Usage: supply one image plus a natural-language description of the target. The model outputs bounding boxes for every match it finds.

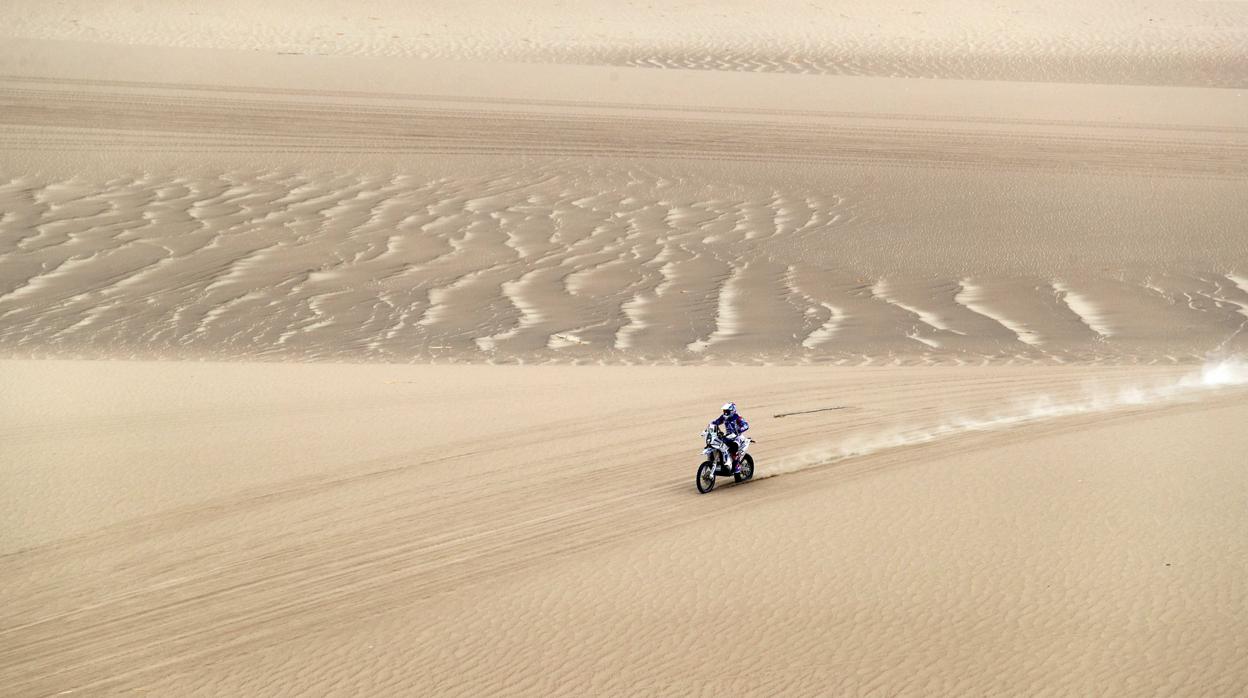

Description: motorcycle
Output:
[695,427,755,494]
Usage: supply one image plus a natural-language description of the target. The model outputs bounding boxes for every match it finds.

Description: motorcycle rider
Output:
[710,402,749,473]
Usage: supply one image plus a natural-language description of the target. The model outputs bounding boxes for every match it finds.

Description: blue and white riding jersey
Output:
[710,413,749,437]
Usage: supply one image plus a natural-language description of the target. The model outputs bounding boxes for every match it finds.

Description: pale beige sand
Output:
[1,39,1246,363]
[2,361,1247,694]
[2,1,1246,86]
[3,3,1248,695]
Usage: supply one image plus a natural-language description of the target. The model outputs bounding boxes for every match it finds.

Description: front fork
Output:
[703,447,725,469]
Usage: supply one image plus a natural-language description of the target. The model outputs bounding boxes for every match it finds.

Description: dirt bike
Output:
[695,427,754,494]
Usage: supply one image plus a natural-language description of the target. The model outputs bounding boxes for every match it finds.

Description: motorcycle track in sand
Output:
[3,362,1246,694]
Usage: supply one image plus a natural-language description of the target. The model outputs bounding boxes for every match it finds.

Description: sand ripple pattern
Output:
[2,166,1247,363]
[3,0,1248,87]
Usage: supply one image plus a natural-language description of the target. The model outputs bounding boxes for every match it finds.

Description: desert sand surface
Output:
[6,371,1248,697]
[1,35,1247,363]
[3,0,1247,86]
[3,361,1248,695]
[2,1,1248,696]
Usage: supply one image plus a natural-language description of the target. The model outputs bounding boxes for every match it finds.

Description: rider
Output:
[710,402,749,473]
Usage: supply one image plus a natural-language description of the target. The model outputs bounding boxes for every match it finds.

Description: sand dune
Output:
[2,1,1246,87]
[3,361,1247,694]
[1,159,1244,363]
[1,41,1245,364]
[3,3,1248,695]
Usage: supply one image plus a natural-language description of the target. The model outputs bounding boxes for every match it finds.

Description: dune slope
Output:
[1,40,1246,364]
[3,3,1248,695]
[2,361,1246,694]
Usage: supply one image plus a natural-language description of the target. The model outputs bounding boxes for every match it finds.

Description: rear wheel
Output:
[696,462,716,494]
[733,454,755,483]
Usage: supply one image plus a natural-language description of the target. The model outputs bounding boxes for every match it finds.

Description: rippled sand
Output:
[4,161,1247,363]
[2,3,1247,696]
[3,0,1247,86]
[2,38,1246,364]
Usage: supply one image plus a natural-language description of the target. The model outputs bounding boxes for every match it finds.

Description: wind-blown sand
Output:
[1,34,1246,363]
[2,2,1247,695]
[3,0,1247,86]
[3,361,1247,694]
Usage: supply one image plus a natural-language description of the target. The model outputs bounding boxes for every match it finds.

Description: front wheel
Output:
[696,462,716,494]
[733,454,755,483]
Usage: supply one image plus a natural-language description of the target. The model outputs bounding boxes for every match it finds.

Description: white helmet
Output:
[721,402,736,417]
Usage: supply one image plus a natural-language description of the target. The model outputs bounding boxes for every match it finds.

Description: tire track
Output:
[0,366,1232,694]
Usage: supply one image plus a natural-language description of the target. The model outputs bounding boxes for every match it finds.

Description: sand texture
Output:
[3,361,1248,695]
[1,39,1246,364]
[2,2,1247,696]
[2,1,1247,87]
